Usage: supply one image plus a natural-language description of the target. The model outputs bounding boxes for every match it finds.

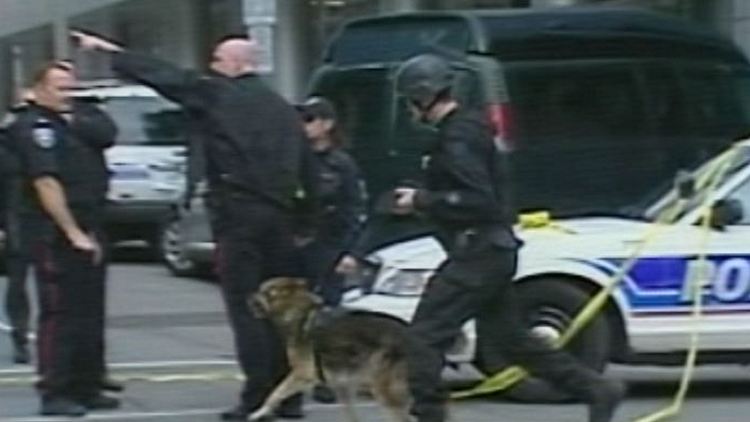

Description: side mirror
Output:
[709,199,744,229]
[674,170,695,199]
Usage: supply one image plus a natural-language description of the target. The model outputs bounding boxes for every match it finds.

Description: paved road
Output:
[1,261,749,421]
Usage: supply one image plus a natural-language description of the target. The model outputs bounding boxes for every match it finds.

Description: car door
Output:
[625,164,750,353]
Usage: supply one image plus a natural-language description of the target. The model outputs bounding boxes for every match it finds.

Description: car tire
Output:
[473,277,611,403]
[160,218,199,277]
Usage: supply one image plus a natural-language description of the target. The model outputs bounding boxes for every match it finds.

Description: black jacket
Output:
[6,102,115,227]
[413,108,518,250]
[314,147,367,248]
[110,51,318,218]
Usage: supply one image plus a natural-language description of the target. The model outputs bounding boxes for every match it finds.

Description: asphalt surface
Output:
[1,254,749,421]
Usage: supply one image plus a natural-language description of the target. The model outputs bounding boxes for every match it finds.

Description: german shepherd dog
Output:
[247,277,414,422]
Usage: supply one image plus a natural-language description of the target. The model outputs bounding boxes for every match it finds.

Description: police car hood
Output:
[369,217,648,271]
[520,217,649,239]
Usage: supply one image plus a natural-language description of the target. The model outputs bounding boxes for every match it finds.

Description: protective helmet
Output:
[394,54,453,108]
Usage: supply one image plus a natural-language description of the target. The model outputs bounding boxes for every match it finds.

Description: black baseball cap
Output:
[296,96,337,121]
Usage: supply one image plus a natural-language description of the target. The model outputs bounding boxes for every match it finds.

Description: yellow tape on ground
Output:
[452,143,742,401]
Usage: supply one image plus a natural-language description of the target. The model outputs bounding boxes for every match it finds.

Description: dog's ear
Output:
[293,278,308,289]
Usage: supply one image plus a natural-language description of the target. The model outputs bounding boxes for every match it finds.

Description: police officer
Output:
[391,54,625,422]
[1,98,33,365]
[297,96,367,307]
[7,62,118,416]
[72,31,319,420]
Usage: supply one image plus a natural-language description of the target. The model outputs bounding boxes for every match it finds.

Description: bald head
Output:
[210,37,259,77]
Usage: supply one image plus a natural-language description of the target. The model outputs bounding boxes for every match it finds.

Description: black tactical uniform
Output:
[394,54,624,422]
[8,101,115,412]
[1,105,33,364]
[304,146,366,306]
[107,51,318,418]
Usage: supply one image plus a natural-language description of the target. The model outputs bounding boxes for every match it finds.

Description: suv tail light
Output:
[486,103,514,152]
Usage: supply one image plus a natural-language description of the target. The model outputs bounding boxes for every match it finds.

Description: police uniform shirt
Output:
[9,104,110,226]
[413,108,518,250]
[314,147,367,243]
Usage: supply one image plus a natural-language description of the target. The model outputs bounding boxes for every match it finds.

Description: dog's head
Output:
[250,277,322,324]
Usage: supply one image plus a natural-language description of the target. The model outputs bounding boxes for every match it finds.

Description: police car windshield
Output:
[641,145,750,221]
[100,97,186,146]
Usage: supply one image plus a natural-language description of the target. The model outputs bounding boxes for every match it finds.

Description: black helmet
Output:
[395,54,453,107]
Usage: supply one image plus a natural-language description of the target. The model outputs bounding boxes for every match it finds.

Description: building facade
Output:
[0,0,746,109]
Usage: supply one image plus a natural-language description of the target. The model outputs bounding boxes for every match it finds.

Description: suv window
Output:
[99,97,186,146]
[329,17,470,65]
[506,62,647,213]
[681,66,750,140]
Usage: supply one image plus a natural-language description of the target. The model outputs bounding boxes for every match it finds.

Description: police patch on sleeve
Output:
[33,127,57,149]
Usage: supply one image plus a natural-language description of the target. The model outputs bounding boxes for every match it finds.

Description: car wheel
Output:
[474,277,611,403]
[160,218,198,277]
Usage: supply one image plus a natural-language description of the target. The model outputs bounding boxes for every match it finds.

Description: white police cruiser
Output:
[343,139,750,401]
[71,81,187,250]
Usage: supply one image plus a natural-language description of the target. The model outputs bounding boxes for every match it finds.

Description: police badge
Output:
[33,126,56,149]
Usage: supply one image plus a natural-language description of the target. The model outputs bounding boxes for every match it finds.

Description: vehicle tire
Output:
[473,277,611,403]
[160,218,199,277]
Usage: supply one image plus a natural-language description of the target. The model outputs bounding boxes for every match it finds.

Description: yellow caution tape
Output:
[453,142,742,401]
[518,210,576,234]
[633,146,739,422]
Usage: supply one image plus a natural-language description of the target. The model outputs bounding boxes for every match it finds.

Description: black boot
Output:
[411,401,447,422]
[100,376,125,392]
[588,378,626,422]
[312,383,337,404]
[275,393,304,419]
[79,394,121,410]
[220,404,252,421]
[40,396,87,417]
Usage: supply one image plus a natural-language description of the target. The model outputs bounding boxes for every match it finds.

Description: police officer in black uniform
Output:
[296,96,367,307]
[391,54,625,422]
[1,99,33,365]
[73,31,319,421]
[7,62,118,416]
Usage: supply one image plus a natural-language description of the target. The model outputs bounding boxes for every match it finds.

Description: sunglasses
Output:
[301,113,317,123]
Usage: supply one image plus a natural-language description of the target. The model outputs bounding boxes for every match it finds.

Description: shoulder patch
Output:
[32,126,57,149]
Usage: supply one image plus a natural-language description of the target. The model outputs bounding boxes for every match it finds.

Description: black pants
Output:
[212,200,300,408]
[4,214,31,346]
[5,247,31,346]
[300,236,346,307]
[407,247,605,422]
[32,228,106,399]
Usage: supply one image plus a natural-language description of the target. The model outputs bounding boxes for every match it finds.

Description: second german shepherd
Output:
[247,277,414,422]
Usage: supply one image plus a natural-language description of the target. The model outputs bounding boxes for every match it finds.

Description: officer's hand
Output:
[70,31,123,52]
[335,255,359,275]
[67,230,103,264]
[392,187,417,215]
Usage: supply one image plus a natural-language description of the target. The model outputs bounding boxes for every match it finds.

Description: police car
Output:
[71,81,187,250]
[343,140,750,401]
